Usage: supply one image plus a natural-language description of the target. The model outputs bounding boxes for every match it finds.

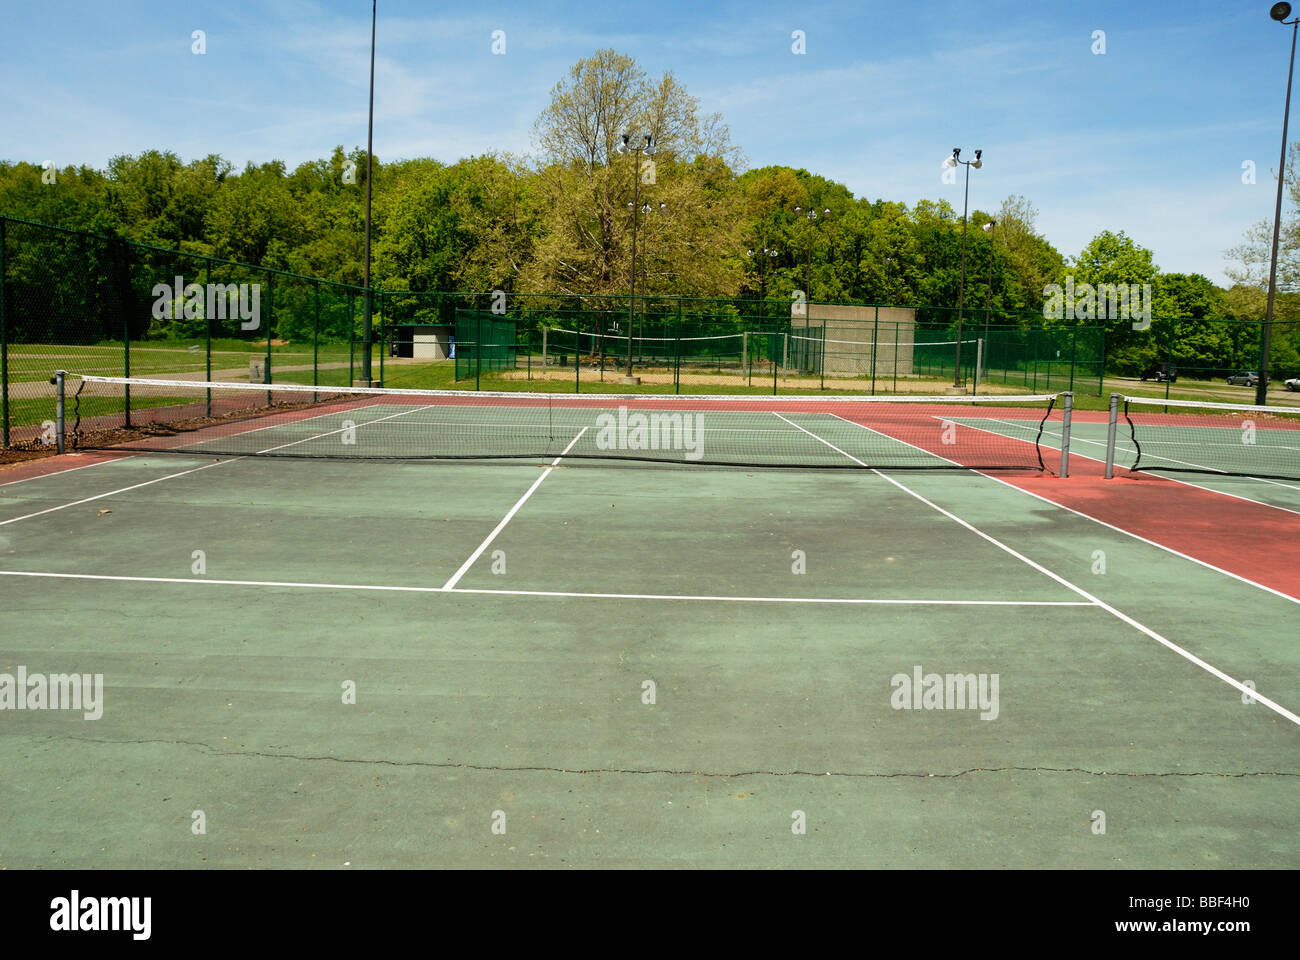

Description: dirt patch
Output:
[0,442,61,467]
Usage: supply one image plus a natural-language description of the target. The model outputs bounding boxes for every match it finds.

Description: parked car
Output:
[1286,376,1300,391]
[1227,370,1260,386]
[1140,363,1177,382]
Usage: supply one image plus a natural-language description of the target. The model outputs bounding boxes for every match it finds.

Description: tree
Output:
[522,50,744,299]
[991,196,1064,311]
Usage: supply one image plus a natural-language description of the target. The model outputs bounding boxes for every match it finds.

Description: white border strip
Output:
[73,375,1057,405]
[1120,394,1300,415]
[0,456,125,487]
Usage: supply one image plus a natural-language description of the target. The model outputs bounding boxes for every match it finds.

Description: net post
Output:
[51,370,65,454]
[1104,392,1120,479]
[1059,391,1073,477]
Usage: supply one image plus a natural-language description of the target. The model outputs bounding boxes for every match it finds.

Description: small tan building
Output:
[790,304,917,377]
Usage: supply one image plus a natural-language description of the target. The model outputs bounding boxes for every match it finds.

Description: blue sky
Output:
[0,0,1294,285]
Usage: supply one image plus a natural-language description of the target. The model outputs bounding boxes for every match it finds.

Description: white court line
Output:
[440,427,590,590]
[775,411,1300,727]
[0,570,1094,606]
[0,459,239,527]
[900,416,1300,605]
[0,456,125,487]
[0,399,444,527]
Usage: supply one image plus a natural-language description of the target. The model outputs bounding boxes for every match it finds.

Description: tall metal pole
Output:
[954,162,971,387]
[627,144,640,379]
[362,0,377,385]
[1259,12,1300,406]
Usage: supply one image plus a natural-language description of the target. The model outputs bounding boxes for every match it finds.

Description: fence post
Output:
[1165,320,1175,401]
[1031,327,1038,392]
[204,258,212,417]
[0,217,7,448]
[870,307,878,395]
[476,311,482,391]
[764,329,774,390]
[893,321,898,392]
[1069,321,1077,393]
[1099,324,1106,397]
[265,273,273,404]
[122,246,131,428]
[313,281,320,393]
[674,315,681,395]
[377,289,384,386]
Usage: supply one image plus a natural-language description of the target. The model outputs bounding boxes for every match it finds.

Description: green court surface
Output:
[0,408,1297,868]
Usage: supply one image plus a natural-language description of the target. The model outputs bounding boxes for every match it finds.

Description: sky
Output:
[1,0,1296,286]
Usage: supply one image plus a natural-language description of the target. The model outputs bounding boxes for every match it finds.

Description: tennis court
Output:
[0,379,1296,868]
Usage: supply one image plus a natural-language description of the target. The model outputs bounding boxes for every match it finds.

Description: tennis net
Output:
[61,374,1069,471]
[1106,394,1300,481]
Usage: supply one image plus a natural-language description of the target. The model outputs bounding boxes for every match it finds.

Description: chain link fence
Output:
[5,215,1299,448]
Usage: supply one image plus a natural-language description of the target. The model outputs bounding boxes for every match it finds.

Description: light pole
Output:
[980,220,998,393]
[746,245,780,302]
[982,220,997,321]
[1259,2,1300,405]
[794,206,831,305]
[357,0,378,385]
[627,198,666,364]
[942,147,983,388]
[616,133,655,381]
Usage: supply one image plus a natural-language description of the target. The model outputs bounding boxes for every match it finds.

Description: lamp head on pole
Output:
[983,219,997,233]
[970,149,983,169]
[943,148,960,168]
[1272,2,1293,22]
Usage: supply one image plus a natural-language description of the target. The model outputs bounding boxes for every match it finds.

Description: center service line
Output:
[440,426,589,591]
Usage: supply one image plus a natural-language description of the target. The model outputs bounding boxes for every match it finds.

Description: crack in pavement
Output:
[34,736,1300,779]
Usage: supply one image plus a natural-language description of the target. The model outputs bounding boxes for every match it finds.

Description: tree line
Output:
[2,50,1299,375]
